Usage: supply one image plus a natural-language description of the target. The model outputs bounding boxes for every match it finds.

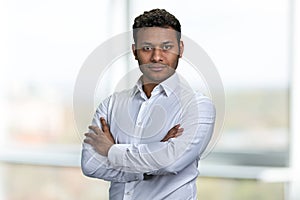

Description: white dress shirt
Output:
[81,72,216,200]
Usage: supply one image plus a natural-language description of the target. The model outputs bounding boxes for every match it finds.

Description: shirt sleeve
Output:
[81,96,144,182]
[107,95,216,174]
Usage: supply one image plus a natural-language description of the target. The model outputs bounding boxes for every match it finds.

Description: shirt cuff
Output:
[108,144,131,167]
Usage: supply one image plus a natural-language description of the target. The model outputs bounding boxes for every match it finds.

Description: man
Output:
[81,9,216,200]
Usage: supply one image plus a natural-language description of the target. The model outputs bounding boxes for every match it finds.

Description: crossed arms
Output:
[81,95,215,182]
[84,117,184,156]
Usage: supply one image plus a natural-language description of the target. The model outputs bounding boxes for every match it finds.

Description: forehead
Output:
[135,27,178,44]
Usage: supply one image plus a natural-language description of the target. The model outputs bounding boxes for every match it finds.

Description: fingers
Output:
[169,124,181,135]
[173,124,180,129]
[99,117,115,144]
[84,132,97,138]
[100,117,109,132]
[175,128,184,137]
[83,132,96,144]
[85,118,116,145]
[167,124,180,135]
[85,125,104,144]
[88,125,103,135]
[161,125,184,142]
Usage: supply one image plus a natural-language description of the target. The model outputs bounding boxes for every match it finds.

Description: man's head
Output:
[132,9,184,84]
[133,9,181,44]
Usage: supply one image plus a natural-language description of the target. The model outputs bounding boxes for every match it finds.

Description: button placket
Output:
[136,100,149,127]
[123,182,136,200]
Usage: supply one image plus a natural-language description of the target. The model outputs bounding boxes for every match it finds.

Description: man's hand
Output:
[161,124,184,142]
[84,118,183,155]
[100,117,115,144]
[84,117,114,156]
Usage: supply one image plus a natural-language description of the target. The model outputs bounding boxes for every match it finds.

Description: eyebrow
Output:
[140,41,175,45]
[162,41,174,44]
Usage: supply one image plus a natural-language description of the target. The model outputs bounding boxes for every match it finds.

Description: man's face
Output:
[132,27,184,84]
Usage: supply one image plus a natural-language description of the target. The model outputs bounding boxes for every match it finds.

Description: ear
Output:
[132,44,138,60]
[179,41,184,58]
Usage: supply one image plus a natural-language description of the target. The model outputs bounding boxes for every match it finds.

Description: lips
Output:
[149,67,164,71]
[147,64,167,72]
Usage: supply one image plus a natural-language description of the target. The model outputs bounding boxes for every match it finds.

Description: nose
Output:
[151,48,163,62]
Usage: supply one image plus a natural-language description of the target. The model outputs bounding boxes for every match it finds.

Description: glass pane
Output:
[0,164,285,200]
[1,0,289,163]
[0,0,113,146]
[197,177,285,200]
[0,164,109,200]
[132,0,289,155]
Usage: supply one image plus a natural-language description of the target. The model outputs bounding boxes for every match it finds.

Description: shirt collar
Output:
[160,72,179,97]
[131,72,179,97]
[131,76,143,97]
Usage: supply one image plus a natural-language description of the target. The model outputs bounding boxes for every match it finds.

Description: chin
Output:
[146,74,171,83]
[141,68,175,83]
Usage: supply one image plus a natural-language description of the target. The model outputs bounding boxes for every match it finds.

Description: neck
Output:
[141,72,175,98]
[142,83,158,98]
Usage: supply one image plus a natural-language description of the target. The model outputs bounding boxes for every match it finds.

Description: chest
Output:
[108,95,182,144]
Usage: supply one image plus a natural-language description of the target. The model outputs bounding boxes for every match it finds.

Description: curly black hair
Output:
[132,9,181,44]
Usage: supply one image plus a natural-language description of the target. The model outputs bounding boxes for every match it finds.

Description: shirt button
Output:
[126,192,131,195]
[138,122,142,126]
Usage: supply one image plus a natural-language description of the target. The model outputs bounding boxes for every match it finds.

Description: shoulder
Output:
[175,83,214,108]
[193,92,216,122]
[194,92,214,105]
[178,89,215,121]
[95,88,134,113]
[100,88,134,105]
[111,88,134,100]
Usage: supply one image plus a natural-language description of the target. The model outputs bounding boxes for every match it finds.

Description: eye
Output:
[162,44,173,51]
[142,46,153,51]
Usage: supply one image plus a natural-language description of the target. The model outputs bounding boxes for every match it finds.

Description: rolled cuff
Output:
[108,144,131,167]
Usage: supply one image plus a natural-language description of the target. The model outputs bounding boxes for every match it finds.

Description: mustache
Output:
[140,63,169,68]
